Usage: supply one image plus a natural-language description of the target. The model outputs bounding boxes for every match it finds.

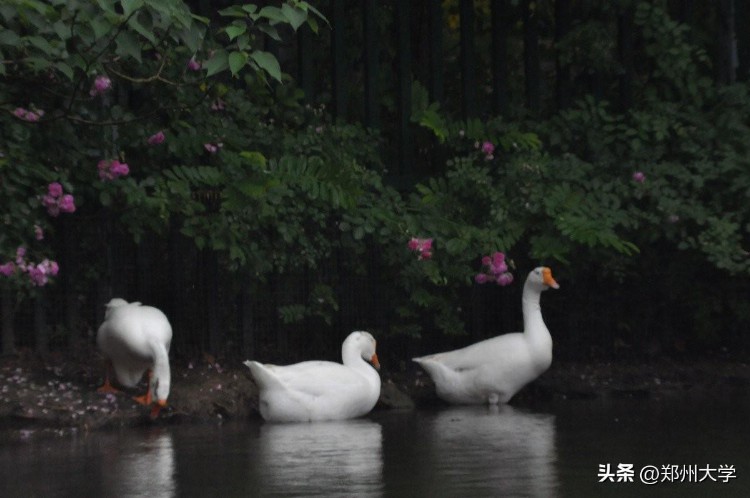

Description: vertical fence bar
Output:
[297,25,315,102]
[736,0,750,80]
[617,5,634,111]
[522,0,540,113]
[491,0,509,115]
[363,0,380,129]
[717,0,737,84]
[554,0,571,110]
[428,0,444,104]
[34,293,49,355]
[396,0,413,177]
[459,0,477,119]
[1,283,14,354]
[330,0,346,121]
[240,276,255,360]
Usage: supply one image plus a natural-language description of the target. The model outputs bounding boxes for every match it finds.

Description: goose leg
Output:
[132,369,153,406]
[96,360,120,394]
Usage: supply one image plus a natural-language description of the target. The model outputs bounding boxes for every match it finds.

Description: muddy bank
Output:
[1,351,748,442]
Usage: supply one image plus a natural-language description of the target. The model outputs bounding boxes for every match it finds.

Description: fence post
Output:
[617,5,634,111]
[428,0,444,104]
[396,0,413,177]
[491,0,509,116]
[716,0,737,84]
[330,0,346,121]
[554,0,571,110]
[1,283,14,354]
[363,0,381,129]
[240,276,255,360]
[34,292,49,356]
[297,25,315,102]
[522,0,540,113]
[459,0,477,119]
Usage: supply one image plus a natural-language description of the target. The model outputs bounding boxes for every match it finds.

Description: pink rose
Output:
[90,75,112,96]
[48,182,63,198]
[0,262,15,277]
[147,131,166,145]
[58,194,76,213]
[632,171,646,183]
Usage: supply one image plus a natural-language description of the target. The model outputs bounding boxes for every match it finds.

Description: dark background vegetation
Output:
[1,0,748,369]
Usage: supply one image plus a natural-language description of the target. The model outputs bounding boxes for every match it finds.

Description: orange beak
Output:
[542,267,560,289]
[370,353,380,370]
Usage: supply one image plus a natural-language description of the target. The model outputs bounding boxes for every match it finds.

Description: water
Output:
[0,398,747,497]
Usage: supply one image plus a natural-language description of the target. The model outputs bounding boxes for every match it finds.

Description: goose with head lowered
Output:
[96,298,173,418]
[244,331,381,423]
[413,267,559,405]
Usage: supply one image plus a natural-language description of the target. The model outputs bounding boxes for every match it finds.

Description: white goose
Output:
[244,331,381,423]
[413,267,559,405]
[96,298,173,417]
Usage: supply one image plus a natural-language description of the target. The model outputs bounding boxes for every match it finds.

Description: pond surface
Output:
[0,397,748,497]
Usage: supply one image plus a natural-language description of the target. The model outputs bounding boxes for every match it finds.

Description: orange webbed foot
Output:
[97,378,121,394]
[133,390,153,406]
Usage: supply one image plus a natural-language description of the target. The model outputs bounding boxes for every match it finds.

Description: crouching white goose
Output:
[244,331,381,423]
[413,267,559,405]
[96,298,173,418]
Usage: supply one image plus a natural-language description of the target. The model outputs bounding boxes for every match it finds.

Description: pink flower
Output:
[98,159,129,181]
[48,182,63,198]
[12,107,44,122]
[204,143,223,154]
[43,182,75,215]
[632,171,646,183]
[210,98,225,111]
[34,225,44,241]
[147,131,166,145]
[408,237,434,260]
[476,251,514,286]
[58,194,76,213]
[481,141,495,156]
[0,262,15,277]
[90,75,112,96]
[110,160,129,177]
[16,246,26,261]
[27,265,48,286]
[187,58,201,71]
[43,196,59,216]
[496,272,514,286]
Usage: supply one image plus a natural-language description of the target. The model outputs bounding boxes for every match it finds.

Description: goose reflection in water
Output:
[104,430,176,498]
[255,419,383,497]
[416,406,558,497]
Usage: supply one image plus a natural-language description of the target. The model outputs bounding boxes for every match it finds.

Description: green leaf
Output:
[225,24,247,41]
[0,30,20,47]
[250,50,281,82]
[204,50,228,77]
[115,31,141,62]
[228,51,248,76]
[121,0,144,17]
[54,61,74,80]
[281,4,307,31]
[257,24,281,41]
[258,6,287,24]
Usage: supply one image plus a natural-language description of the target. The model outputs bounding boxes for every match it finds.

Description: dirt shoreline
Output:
[1,352,748,442]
